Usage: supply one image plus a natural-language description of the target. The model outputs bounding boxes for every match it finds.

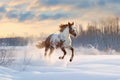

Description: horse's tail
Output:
[36,41,45,49]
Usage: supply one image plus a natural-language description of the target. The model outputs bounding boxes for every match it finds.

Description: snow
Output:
[0,46,120,80]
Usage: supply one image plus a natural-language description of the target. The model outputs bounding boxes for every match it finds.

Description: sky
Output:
[0,0,120,37]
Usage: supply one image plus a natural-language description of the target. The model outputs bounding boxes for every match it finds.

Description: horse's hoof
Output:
[59,56,63,59]
[69,59,72,62]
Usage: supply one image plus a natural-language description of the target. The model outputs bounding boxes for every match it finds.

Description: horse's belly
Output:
[63,40,71,48]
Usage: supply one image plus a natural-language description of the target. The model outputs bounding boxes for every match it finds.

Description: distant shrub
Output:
[0,47,15,66]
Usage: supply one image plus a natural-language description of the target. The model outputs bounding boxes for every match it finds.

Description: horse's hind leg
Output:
[59,47,66,59]
[49,47,54,56]
[69,47,74,62]
[44,47,49,56]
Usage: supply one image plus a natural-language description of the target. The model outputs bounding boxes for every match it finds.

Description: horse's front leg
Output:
[69,47,74,62]
[59,47,66,59]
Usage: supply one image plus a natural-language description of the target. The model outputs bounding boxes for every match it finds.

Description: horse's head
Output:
[68,22,77,37]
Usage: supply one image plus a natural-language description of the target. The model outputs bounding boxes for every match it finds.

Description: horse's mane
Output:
[59,24,68,32]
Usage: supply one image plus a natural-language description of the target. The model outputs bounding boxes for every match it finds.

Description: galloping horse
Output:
[36,22,77,62]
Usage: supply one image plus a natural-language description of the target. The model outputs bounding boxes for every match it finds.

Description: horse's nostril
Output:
[74,34,77,37]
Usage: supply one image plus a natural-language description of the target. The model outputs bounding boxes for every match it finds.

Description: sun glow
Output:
[0,21,58,38]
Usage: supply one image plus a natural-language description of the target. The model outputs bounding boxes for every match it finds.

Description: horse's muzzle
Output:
[73,33,77,37]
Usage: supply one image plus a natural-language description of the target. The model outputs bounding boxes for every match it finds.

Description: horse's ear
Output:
[71,22,74,25]
[68,22,71,26]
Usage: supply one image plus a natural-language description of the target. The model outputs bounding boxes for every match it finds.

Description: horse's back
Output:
[50,34,60,42]
[46,33,62,48]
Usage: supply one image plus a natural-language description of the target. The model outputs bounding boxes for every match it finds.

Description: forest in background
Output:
[73,17,120,51]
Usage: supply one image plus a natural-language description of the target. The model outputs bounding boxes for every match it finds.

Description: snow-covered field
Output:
[0,45,120,80]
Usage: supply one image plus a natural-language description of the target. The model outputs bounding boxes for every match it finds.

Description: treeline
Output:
[73,17,120,51]
[0,33,47,46]
[0,37,29,46]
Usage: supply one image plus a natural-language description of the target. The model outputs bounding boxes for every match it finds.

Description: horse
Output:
[36,22,77,62]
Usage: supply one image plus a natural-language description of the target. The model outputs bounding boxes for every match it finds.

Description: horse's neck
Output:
[59,27,70,40]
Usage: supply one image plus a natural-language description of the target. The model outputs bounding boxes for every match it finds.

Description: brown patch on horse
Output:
[45,34,53,48]
[56,40,65,48]
[37,34,65,49]
[36,34,53,49]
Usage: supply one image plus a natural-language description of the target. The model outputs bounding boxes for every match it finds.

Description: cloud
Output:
[37,0,95,9]
[38,0,72,6]
[37,0,120,10]
[97,0,120,6]
[39,13,69,20]
[0,6,6,13]
[6,10,34,22]
[18,12,34,22]
[76,0,94,8]
[109,0,120,3]
[97,0,106,6]
[41,0,61,6]
[0,0,120,22]
[6,10,18,19]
